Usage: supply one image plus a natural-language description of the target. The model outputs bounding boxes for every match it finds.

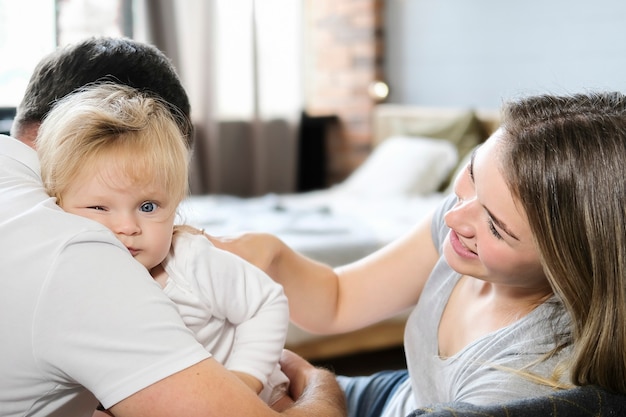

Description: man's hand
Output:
[279,350,346,416]
[279,350,312,400]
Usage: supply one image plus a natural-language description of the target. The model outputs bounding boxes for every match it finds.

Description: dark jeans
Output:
[337,369,409,417]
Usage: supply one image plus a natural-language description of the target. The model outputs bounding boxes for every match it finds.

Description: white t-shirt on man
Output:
[0,135,210,417]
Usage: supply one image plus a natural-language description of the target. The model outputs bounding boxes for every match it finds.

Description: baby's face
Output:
[60,163,176,273]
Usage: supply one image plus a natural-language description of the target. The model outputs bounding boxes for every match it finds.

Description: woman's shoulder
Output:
[431,194,456,249]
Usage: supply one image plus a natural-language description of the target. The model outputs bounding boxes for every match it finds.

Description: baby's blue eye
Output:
[140,202,158,213]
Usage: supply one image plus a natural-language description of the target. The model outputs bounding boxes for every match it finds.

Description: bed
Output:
[180,104,500,360]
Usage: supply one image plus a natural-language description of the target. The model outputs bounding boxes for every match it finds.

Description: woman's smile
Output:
[448,230,478,259]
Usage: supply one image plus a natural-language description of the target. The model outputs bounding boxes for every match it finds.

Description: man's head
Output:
[11,36,192,148]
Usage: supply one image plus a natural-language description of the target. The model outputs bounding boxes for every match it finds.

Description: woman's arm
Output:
[207,210,440,334]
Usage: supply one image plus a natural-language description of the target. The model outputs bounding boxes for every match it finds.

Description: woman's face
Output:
[443,131,548,292]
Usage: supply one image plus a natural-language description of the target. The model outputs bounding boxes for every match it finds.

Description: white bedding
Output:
[179,190,446,267]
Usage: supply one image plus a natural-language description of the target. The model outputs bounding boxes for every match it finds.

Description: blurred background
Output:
[2,0,625,198]
[2,0,626,375]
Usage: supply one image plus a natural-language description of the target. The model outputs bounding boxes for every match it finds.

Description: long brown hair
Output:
[500,92,626,393]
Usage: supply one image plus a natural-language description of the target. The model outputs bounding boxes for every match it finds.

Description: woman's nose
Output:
[444,197,478,238]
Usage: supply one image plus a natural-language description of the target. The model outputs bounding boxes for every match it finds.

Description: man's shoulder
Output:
[0,134,40,177]
[7,197,126,260]
[46,208,126,252]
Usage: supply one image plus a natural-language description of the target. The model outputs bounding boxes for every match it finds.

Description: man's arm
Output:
[109,353,345,417]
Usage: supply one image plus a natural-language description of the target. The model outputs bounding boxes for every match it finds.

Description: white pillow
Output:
[336,136,458,197]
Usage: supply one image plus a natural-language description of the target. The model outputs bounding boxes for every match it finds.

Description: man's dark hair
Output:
[12,36,193,145]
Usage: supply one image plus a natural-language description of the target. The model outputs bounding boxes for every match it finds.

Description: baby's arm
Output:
[232,370,263,394]
[92,410,113,417]
[232,369,292,409]
[194,239,290,399]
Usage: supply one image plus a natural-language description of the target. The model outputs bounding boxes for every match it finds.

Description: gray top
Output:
[384,195,572,416]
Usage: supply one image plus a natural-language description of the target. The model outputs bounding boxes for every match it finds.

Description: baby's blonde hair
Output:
[36,82,190,209]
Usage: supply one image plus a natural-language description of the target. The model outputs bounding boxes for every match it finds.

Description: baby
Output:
[36,82,291,410]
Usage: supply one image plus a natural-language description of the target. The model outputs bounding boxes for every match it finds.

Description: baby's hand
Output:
[92,409,114,416]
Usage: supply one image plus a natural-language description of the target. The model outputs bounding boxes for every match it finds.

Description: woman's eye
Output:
[140,202,158,213]
[487,219,503,240]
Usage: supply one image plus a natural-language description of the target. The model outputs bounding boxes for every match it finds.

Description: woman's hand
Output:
[206,209,438,336]
[206,232,341,333]
[205,232,281,274]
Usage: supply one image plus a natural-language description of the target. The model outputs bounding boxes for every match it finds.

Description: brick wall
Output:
[304,0,384,185]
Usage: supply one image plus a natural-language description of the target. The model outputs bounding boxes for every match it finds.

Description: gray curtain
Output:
[141,0,214,195]
[138,0,300,197]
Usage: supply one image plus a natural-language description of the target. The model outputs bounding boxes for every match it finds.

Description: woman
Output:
[208,92,626,417]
